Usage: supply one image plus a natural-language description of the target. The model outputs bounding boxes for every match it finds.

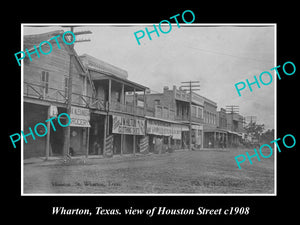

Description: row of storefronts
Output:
[22,30,244,159]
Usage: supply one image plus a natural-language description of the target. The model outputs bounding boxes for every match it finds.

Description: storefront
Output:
[110,113,146,155]
[191,124,203,149]
[204,128,228,148]
[69,106,91,156]
[89,112,106,155]
[227,130,242,148]
[146,117,189,153]
[23,102,49,159]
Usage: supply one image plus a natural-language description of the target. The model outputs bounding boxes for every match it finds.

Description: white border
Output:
[21,23,277,196]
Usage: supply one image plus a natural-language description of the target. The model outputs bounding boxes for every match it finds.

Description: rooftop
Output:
[80,54,128,80]
[80,54,147,91]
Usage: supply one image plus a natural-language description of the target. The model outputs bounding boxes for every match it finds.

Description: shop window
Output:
[191,105,197,116]
[41,71,49,94]
[197,107,203,119]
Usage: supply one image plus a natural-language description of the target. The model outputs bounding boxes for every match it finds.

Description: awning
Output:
[146,118,189,138]
[227,130,243,136]
[204,128,227,134]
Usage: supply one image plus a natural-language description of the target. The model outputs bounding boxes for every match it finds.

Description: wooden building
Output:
[23,30,99,158]
[79,54,148,156]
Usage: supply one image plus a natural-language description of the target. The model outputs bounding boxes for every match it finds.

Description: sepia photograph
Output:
[21,23,276,195]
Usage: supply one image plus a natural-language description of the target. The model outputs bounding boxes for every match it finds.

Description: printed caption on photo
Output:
[52,206,251,217]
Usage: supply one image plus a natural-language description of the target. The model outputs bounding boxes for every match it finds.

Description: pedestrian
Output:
[208,141,212,148]
[69,147,74,156]
[93,141,101,155]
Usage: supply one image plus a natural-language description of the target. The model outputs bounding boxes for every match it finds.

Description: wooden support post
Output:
[102,115,107,155]
[226,133,228,148]
[189,84,192,151]
[214,132,216,148]
[201,130,204,149]
[45,105,51,160]
[120,134,124,156]
[121,83,124,104]
[86,127,90,158]
[108,79,111,111]
[180,132,183,149]
[133,135,136,156]
[133,88,136,114]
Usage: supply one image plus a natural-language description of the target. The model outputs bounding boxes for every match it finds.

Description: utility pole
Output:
[180,81,200,150]
[63,26,92,159]
[246,115,257,125]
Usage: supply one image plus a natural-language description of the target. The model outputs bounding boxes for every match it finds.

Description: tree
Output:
[260,129,275,144]
[244,122,265,140]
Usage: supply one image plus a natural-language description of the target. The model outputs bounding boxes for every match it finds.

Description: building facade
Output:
[139,85,204,151]
[226,112,245,147]
[23,30,96,158]
[22,30,251,159]
[217,108,228,148]
[80,54,148,156]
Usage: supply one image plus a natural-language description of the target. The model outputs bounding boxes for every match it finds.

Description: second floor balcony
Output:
[175,114,204,123]
[23,81,105,111]
[145,105,175,121]
[110,100,145,117]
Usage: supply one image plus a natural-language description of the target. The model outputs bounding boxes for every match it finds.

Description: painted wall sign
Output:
[112,115,145,135]
[146,120,188,139]
[70,106,91,127]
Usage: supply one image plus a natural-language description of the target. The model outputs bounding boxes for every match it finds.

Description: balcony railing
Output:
[175,114,204,123]
[175,89,190,102]
[23,81,105,110]
[146,107,155,117]
[110,100,145,116]
[175,114,189,121]
[191,115,204,123]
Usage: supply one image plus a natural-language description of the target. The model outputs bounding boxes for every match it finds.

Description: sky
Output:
[24,24,275,129]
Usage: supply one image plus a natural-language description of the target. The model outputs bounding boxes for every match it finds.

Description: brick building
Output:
[137,85,205,151]
[216,108,228,148]
[226,112,244,147]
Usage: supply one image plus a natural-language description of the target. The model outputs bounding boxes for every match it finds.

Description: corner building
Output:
[23,30,95,158]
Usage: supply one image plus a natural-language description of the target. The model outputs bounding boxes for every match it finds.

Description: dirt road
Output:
[23,148,274,194]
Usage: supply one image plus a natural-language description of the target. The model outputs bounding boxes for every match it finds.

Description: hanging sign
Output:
[49,105,58,117]
[70,106,91,127]
[191,125,203,130]
[146,120,188,139]
[172,124,182,139]
[112,115,145,135]
[146,120,172,136]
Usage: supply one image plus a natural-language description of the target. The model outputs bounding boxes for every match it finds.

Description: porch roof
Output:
[88,67,148,92]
